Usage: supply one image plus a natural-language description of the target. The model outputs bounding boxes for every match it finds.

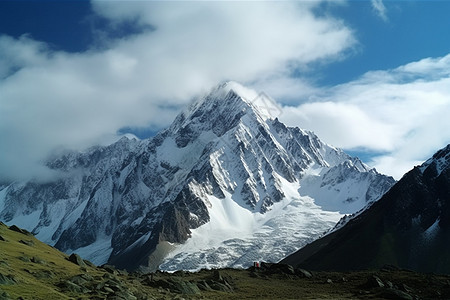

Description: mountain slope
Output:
[282,144,450,274]
[0,82,394,271]
[5,223,450,300]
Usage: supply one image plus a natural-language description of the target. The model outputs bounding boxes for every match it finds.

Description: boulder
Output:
[365,275,385,288]
[18,239,34,247]
[101,264,118,275]
[9,225,33,236]
[33,270,54,279]
[155,278,201,295]
[400,283,413,293]
[58,280,89,293]
[102,286,115,294]
[385,281,394,289]
[212,269,223,281]
[0,291,11,300]
[197,280,213,291]
[264,263,295,275]
[173,280,201,294]
[68,253,86,267]
[296,268,313,278]
[8,225,26,234]
[0,273,17,285]
[30,256,45,264]
[259,262,274,270]
[69,275,88,286]
[83,259,96,268]
[104,279,124,292]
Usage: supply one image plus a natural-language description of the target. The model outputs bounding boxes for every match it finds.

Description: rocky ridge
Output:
[282,144,450,274]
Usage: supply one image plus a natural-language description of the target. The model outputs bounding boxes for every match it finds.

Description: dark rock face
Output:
[282,144,450,274]
[108,184,210,271]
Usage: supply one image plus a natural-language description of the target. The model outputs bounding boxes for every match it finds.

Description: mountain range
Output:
[282,144,450,274]
[0,82,395,271]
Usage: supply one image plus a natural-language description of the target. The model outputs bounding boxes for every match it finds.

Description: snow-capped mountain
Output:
[282,144,450,274]
[0,82,395,271]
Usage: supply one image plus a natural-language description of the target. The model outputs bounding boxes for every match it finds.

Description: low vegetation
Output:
[1,222,449,299]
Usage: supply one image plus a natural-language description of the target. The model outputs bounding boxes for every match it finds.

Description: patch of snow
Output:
[299,166,372,214]
[157,131,216,168]
[6,208,43,231]
[34,199,70,244]
[126,231,152,252]
[0,187,7,213]
[70,237,113,266]
[131,216,144,227]
[423,218,440,241]
[63,199,89,229]
[160,177,342,271]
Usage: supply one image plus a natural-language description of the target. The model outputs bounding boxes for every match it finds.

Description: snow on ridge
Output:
[418,144,450,177]
[160,178,342,272]
[0,187,7,213]
[69,237,113,265]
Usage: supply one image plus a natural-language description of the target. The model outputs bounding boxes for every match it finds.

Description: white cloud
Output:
[0,1,354,181]
[371,0,388,21]
[280,54,450,179]
[282,102,396,151]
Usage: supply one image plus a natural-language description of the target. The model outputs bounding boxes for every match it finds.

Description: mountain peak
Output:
[188,81,282,125]
[210,81,259,102]
[0,80,395,272]
[420,143,450,177]
[169,81,279,140]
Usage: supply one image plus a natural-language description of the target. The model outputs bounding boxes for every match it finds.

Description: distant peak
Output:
[432,144,450,161]
[419,143,450,177]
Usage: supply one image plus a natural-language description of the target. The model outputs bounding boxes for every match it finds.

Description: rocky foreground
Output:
[1,222,450,299]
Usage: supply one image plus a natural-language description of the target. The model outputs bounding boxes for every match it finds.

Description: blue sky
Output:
[1,0,450,180]
[318,1,450,84]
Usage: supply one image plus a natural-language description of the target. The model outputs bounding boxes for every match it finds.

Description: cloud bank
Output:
[2,1,449,182]
[0,1,354,181]
[281,54,450,179]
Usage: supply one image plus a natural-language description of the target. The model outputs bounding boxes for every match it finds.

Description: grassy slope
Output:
[0,222,85,299]
[1,222,450,299]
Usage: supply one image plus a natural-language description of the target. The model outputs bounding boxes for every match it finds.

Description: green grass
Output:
[0,223,99,299]
[1,222,450,299]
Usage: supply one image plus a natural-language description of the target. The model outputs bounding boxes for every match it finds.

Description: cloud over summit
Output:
[0,1,354,181]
